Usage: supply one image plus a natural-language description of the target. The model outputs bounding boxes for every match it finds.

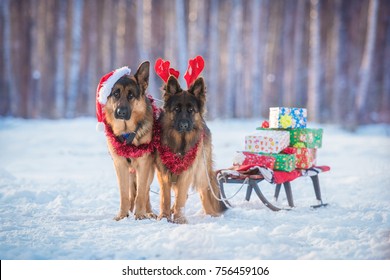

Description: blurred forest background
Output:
[1,0,389,126]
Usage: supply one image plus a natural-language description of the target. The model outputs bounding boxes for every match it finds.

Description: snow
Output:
[0,118,389,260]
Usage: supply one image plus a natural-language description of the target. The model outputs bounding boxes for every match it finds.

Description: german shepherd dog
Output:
[103,62,156,220]
[156,75,227,223]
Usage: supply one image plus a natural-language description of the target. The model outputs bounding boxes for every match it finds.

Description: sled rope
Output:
[202,149,245,208]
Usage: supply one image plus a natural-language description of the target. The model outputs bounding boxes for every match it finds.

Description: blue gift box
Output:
[269,107,307,129]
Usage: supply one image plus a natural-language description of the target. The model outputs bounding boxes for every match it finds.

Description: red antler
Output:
[154,58,179,83]
[184,55,205,88]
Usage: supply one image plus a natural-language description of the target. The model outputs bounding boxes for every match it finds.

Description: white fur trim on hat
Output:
[97,66,131,104]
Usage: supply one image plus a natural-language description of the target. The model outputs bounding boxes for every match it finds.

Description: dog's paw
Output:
[134,212,149,220]
[158,213,172,222]
[146,212,157,219]
[113,211,129,221]
[172,215,188,224]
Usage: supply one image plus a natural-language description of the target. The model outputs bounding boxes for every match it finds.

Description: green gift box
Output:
[289,128,323,148]
[259,153,296,172]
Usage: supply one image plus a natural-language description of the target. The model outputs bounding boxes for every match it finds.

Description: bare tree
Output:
[100,0,113,71]
[54,0,67,118]
[136,0,156,96]
[67,0,84,118]
[188,0,207,57]
[282,0,294,107]
[85,0,98,116]
[175,0,188,84]
[355,0,379,123]
[115,0,127,67]
[224,0,241,118]
[1,0,18,116]
[164,0,177,69]
[250,0,262,117]
[330,0,344,123]
[382,16,390,122]
[291,0,305,109]
[308,0,321,123]
[207,0,220,119]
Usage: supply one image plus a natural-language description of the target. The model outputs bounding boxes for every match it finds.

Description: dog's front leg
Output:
[157,171,172,221]
[172,178,191,224]
[112,157,131,221]
[133,154,154,220]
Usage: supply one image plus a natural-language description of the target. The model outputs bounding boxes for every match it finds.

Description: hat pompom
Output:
[96,122,105,132]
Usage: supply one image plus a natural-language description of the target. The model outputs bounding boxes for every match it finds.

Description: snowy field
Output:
[0,117,389,260]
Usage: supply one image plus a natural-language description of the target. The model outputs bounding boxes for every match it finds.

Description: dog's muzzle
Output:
[115,106,130,120]
[177,120,193,133]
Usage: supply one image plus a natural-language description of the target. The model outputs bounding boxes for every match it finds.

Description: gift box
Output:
[245,130,290,154]
[282,147,317,169]
[259,153,296,172]
[234,152,276,169]
[269,107,307,129]
[289,128,323,148]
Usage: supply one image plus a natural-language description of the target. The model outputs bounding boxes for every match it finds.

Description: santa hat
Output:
[96,66,131,131]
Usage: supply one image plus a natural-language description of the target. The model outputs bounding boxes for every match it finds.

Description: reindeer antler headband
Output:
[155,56,205,88]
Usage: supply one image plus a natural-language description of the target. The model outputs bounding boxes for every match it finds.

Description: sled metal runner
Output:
[218,167,329,211]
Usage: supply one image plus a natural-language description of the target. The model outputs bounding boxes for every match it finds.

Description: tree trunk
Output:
[233,0,243,118]
[115,0,127,67]
[54,0,67,118]
[175,0,188,85]
[164,0,177,69]
[207,0,220,119]
[224,0,241,118]
[355,0,379,123]
[292,0,305,108]
[100,0,112,71]
[88,0,98,116]
[1,0,18,116]
[308,0,321,123]
[67,0,83,118]
[331,0,343,123]
[188,0,206,57]
[282,0,294,107]
[381,14,390,122]
[250,0,262,117]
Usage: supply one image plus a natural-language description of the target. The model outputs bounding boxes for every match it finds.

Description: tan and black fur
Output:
[104,62,156,220]
[156,76,227,224]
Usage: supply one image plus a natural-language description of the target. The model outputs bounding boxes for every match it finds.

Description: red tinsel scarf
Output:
[157,133,204,175]
[103,96,161,159]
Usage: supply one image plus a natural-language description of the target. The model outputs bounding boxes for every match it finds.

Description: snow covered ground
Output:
[0,117,389,260]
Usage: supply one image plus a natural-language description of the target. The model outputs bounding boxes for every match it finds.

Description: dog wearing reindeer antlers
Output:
[154,56,227,224]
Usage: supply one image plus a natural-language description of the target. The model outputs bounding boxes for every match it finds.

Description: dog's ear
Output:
[134,61,150,93]
[166,75,182,95]
[189,77,206,114]
[189,77,205,99]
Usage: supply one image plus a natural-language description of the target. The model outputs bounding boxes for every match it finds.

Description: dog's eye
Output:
[127,92,134,100]
[188,107,193,113]
[174,106,181,113]
[112,90,120,99]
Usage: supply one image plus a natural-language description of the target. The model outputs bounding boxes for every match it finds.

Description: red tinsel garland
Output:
[103,96,161,159]
[103,95,202,174]
[157,134,203,175]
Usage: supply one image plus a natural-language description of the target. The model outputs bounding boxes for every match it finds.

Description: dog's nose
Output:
[115,107,130,120]
[178,120,189,131]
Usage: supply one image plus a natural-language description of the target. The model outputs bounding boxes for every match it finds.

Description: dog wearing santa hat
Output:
[96,62,159,220]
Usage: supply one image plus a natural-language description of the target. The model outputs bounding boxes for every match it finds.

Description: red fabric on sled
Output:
[272,170,302,184]
[273,165,330,184]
